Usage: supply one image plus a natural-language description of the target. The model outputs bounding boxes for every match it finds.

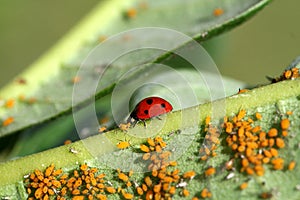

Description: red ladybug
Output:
[130,97,173,120]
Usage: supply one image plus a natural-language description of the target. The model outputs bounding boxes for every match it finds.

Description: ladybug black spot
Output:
[161,103,166,108]
[146,99,153,105]
[144,110,149,115]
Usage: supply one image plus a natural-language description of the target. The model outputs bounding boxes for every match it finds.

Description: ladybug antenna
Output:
[265,75,274,81]
[265,75,277,83]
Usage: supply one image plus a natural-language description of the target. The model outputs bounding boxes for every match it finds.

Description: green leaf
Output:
[0,0,271,138]
[0,78,300,199]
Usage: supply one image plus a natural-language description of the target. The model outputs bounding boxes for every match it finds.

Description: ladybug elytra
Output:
[130,97,173,120]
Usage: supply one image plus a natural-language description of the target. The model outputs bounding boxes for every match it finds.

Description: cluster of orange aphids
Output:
[115,135,213,199]
[24,163,113,200]
[24,108,296,199]
[137,136,190,199]
[24,136,203,200]
[199,116,220,161]
[24,164,64,200]
[224,109,295,178]
[269,67,299,83]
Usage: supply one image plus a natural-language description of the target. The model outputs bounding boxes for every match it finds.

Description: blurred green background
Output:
[0,0,299,88]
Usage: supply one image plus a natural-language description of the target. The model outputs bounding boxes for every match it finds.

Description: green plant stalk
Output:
[0,78,299,188]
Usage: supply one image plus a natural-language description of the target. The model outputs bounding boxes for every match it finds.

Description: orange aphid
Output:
[263,150,272,158]
[126,181,132,187]
[169,160,177,166]
[182,188,190,197]
[241,158,249,167]
[288,161,296,171]
[205,167,216,176]
[28,97,37,104]
[142,153,151,160]
[240,182,248,190]
[18,94,26,101]
[238,145,246,153]
[153,183,161,193]
[119,122,131,131]
[45,164,55,177]
[168,186,176,195]
[72,196,85,200]
[268,138,275,147]
[5,99,15,108]
[262,157,270,164]
[254,165,264,176]
[97,194,107,200]
[238,88,249,94]
[268,128,278,137]
[117,141,130,149]
[16,78,27,85]
[246,167,254,175]
[231,143,238,151]
[144,176,152,187]
[237,110,246,121]
[126,8,137,18]
[284,70,292,79]
[138,1,148,9]
[99,116,109,124]
[147,138,155,147]
[205,116,211,125]
[213,8,224,16]
[255,112,262,120]
[260,192,273,199]
[118,172,129,182]
[225,122,233,133]
[183,170,196,179]
[145,190,153,199]
[72,189,81,195]
[282,130,288,137]
[155,136,163,143]
[280,118,290,130]
[272,158,284,170]
[106,186,116,194]
[200,155,207,161]
[155,145,162,153]
[270,148,278,157]
[72,76,81,84]
[128,170,133,177]
[245,147,253,157]
[286,111,293,115]
[252,126,261,133]
[98,126,107,133]
[64,140,72,145]
[2,117,14,126]
[201,188,212,198]
[98,35,107,43]
[122,191,134,199]
[136,186,144,195]
[276,138,285,148]
[140,144,150,153]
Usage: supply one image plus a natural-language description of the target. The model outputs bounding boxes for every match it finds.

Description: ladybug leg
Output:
[142,120,147,128]
[155,116,162,120]
[130,118,146,128]
[131,119,138,128]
